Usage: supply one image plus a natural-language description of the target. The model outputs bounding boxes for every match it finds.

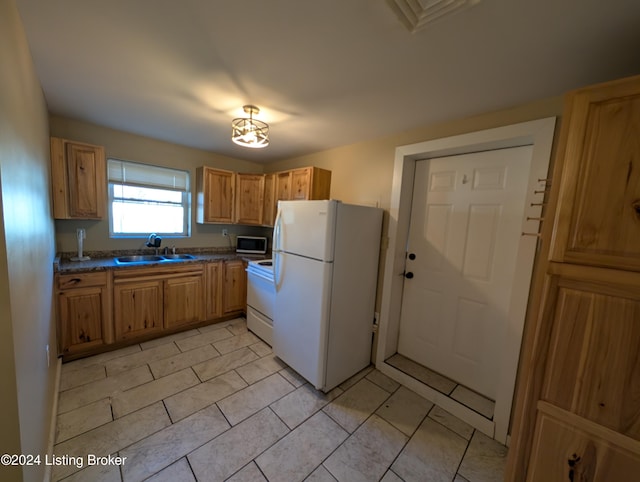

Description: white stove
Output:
[246,259,274,345]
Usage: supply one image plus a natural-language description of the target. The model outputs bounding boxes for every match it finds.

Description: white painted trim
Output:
[43,357,62,482]
[379,362,495,437]
[375,117,556,445]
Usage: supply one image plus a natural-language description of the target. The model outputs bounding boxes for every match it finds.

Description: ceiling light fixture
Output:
[231,105,269,148]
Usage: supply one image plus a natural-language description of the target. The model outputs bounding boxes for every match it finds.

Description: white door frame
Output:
[375,117,556,444]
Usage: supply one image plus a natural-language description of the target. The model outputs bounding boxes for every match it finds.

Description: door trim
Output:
[375,117,556,444]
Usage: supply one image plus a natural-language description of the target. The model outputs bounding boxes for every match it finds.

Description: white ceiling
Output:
[15,0,640,163]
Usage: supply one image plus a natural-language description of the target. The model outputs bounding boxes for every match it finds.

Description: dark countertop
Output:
[54,249,270,274]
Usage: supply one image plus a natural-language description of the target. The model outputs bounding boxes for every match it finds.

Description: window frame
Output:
[107,159,191,239]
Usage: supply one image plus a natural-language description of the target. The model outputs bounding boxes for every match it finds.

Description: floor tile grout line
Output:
[380,401,436,481]
[320,389,406,482]
[453,429,475,480]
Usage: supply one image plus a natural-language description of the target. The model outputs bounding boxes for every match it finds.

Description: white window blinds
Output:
[108,159,189,191]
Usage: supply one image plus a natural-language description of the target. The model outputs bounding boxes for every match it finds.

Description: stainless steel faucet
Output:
[145,233,162,254]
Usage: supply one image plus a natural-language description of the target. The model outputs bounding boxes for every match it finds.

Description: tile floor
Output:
[53,318,507,482]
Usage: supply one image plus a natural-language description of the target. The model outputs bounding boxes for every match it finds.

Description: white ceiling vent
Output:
[389,0,481,33]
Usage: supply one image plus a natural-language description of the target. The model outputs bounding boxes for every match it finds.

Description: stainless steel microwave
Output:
[236,236,268,254]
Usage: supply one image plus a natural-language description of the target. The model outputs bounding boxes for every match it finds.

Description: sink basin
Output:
[114,254,196,264]
[115,255,165,264]
[162,254,195,260]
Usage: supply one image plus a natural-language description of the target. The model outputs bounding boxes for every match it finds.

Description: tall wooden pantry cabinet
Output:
[507,75,640,480]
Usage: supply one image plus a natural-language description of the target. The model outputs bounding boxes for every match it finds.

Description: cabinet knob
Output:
[405,272,414,279]
[408,253,416,260]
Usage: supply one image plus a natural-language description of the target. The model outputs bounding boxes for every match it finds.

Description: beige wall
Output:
[268,96,565,321]
[269,96,564,209]
[0,2,57,481]
[49,116,270,252]
[51,96,564,255]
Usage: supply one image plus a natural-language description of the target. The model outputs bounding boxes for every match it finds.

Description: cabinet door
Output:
[528,406,640,482]
[197,167,235,223]
[66,142,105,218]
[58,287,106,355]
[206,262,223,319]
[114,280,163,341]
[51,137,106,219]
[262,173,276,226]
[551,75,640,271]
[235,173,265,225]
[275,171,292,202]
[290,168,312,200]
[164,275,204,329]
[541,269,640,440]
[223,260,247,313]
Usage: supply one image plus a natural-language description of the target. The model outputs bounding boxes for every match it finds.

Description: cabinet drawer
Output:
[58,271,108,290]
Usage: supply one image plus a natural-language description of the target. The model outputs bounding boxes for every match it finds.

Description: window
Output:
[108,159,190,237]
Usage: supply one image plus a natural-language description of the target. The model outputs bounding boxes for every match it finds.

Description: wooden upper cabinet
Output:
[275,171,292,202]
[196,167,235,223]
[290,167,331,200]
[551,75,640,271]
[262,173,276,227]
[265,167,332,226]
[197,165,331,227]
[235,173,265,225]
[50,137,106,219]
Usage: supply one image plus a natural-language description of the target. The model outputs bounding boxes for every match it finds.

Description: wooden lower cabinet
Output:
[507,76,640,480]
[56,271,112,356]
[206,261,223,320]
[164,274,204,329]
[528,403,640,482]
[113,278,164,341]
[58,259,248,358]
[113,264,205,341]
[223,260,247,313]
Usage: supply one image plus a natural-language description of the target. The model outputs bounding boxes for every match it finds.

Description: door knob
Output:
[405,272,414,279]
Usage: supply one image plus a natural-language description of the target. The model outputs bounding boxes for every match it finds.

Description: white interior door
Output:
[397,146,532,400]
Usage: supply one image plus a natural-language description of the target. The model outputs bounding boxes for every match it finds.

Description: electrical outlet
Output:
[222,229,229,237]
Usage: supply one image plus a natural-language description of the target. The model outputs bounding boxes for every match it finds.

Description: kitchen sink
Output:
[114,254,196,264]
[115,255,165,264]
[161,254,195,260]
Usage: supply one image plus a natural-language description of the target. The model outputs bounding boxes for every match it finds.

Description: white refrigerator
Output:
[273,200,383,392]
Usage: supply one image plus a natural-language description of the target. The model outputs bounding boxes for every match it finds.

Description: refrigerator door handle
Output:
[273,206,283,290]
[273,207,283,252]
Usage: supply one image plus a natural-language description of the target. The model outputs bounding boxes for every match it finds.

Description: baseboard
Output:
[43,357,62,482]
